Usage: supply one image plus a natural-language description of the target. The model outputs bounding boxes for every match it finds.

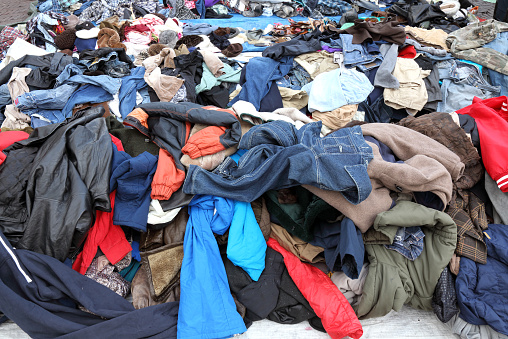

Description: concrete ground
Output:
[0,0,36,26]
[0,305,459,338]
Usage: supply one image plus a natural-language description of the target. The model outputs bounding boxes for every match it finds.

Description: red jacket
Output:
[456,96,508,192]
[0,131,29,166]
[267,238,363,339]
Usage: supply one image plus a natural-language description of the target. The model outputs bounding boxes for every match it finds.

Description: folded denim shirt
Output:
[385,226,425,261]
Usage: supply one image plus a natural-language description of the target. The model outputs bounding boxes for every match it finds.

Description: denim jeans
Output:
[340,34,383,72]
[118,66,147,119]
[228,56,293,110]
[183,121,373,205]
[61,84,114,118]
[54,64,82,87]
[79,51,131,78]
[0,84,12,111]
[16,84,78,112]
[276,61,312,90]
[38,0,53,12]
[55,64,122,95]
[437,59,500,112]
[484,32,508,96]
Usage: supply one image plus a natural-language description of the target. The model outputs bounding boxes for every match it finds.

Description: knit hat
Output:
[63,15,79,30]
[97,28,126,50]
[74,37,97,52]
[221,43,243,57]
[214,27,231,36]
[76,27,100,39]
[54,29,76,50]
[159,30,178,48]
[174,35,203,49]
[148,43,167,56]
[76,21,95,31]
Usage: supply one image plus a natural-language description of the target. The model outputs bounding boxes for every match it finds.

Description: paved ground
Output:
[0,0,35,26]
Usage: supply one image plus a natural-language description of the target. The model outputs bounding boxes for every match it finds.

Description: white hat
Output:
[76,27,101,39]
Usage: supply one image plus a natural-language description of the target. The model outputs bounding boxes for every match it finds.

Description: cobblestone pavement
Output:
[0,0,35,26]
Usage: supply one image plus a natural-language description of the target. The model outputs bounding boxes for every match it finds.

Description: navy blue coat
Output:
[0,230,178,339]
[456,224,508,335]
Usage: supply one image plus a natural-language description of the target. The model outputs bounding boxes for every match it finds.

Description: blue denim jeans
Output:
[437,59,500,112]
[55,64,122,95]
[0,84,12,111]
[79,52,131,78]
[54,64,82,87]
[61,84,114,118]
[15,83,77,127]
[118,66,147,119]
[16,84,78,112]
[340,34,383,72]
[183,121,373,205]
[228,56,293,110]
[484,32,508,96]
[276,61,312,90]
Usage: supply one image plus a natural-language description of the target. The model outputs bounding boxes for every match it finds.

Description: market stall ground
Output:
[1,305,458,339]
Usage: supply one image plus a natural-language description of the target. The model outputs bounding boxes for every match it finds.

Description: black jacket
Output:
[0,106,112,261]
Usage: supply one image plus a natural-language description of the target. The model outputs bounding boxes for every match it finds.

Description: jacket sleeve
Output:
[267,237,363,339]
[181,126,227,159]
[151,148,186,200]
[67,118,113,212]
[456,96,508,192]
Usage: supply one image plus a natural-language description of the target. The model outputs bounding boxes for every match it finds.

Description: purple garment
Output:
[322,46,342,53]
[205,0,220,7]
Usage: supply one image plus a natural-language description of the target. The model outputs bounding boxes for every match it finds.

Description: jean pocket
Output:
[320,134,355,154]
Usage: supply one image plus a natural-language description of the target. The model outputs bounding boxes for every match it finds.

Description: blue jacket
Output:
[110,143,158,232]
[227,201,266,281]
[456,224,508,335]
[178,195,246,339]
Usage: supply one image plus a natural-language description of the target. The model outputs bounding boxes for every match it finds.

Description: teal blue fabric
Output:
[178,195,246,339]
[196,62,241,95]
[227,201,267,281]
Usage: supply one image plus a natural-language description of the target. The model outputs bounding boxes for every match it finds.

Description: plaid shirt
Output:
[316,0,352,13]
[0,27,28,60]
[79,0,128,24]
[135,0,158,13]
[446,191,488,264]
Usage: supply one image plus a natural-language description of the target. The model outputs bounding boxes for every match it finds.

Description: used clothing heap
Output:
[0,2,508,339]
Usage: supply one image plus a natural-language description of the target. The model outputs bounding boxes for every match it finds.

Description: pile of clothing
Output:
[0,0,507,338]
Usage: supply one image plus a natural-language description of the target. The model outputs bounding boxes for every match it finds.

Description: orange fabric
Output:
[182,126,227,159]
[267,238,363,339]
[126,108,149,129]
[151,148,186,200]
